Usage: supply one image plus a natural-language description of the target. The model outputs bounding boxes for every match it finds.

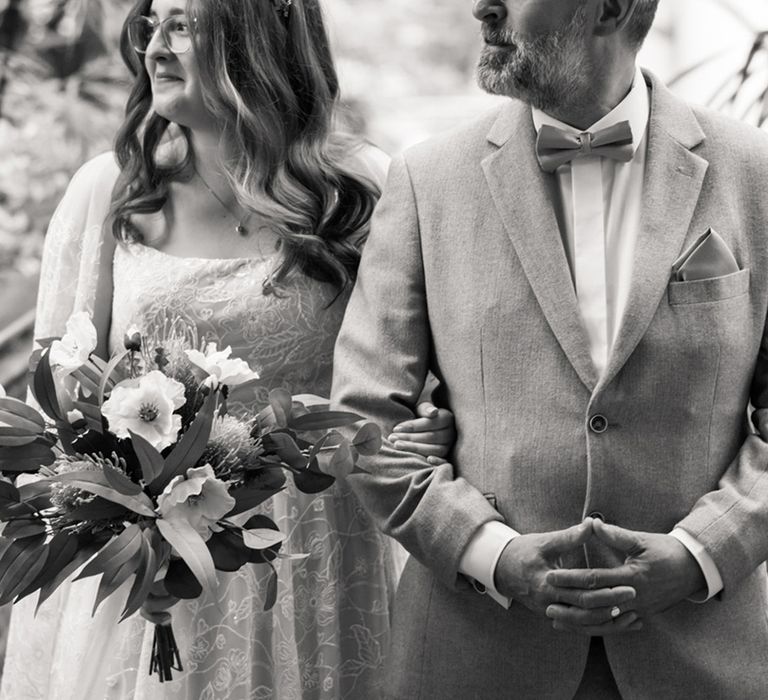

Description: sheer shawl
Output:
[0,152,119,700]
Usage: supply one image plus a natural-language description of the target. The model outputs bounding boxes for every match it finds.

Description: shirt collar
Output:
[531,65,649,157]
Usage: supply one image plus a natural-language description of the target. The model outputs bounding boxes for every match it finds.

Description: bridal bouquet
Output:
[0,312,380,681]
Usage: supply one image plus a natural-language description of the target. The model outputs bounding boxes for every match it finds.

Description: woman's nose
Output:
[145,23,171,61]
[472,0,507,23]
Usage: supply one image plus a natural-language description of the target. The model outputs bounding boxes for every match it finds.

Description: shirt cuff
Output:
[459,521,520,609]
[670,528,724,602]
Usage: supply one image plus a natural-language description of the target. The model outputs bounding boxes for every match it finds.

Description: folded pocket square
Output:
[672,228,739,282]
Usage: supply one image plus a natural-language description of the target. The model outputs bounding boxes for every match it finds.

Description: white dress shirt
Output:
[459,66,723,607]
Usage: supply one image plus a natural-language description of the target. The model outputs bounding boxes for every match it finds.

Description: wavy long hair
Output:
[108,0,380,294]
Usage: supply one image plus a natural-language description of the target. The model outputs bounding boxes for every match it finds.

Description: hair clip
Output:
[278,0,292,19]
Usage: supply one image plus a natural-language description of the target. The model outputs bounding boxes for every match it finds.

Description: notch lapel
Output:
[482,101,599,392]
[599,73,709,391]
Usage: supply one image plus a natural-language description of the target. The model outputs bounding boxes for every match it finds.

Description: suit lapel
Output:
[482,101,599,392]
[599,73,709,390]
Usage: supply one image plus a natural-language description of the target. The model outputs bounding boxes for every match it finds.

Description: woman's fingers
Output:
[393,407,453,433]
[391,439,448,458]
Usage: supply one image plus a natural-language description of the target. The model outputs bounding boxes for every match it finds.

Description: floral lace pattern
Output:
[1,233,399,699]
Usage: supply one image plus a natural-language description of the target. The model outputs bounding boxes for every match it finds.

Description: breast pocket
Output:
[668,268,750,306]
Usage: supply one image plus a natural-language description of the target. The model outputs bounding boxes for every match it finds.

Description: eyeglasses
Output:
[127,15,194,55]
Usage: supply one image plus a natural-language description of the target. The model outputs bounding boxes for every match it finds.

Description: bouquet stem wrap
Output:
[148,612,182,682]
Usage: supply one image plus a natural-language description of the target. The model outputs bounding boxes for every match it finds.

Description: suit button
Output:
[589,415,608,433]
[588,511,606,522]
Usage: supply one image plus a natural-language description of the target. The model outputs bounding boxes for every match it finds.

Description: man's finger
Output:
[545,519,594,554]
[592,519,642,554]
[552,612,643,636]
[550,585,636,610]
[545,602,637,626]
[547,565,636,589]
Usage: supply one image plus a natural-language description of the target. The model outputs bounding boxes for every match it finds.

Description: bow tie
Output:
[536,120,634,173]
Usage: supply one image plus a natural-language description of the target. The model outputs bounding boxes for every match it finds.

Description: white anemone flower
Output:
[101,370,186,451]
[157,464,236,540]
[49,312,98,376]
[185,343,259,389]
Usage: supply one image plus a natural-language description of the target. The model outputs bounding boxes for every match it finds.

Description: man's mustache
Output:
[481,27,518,48]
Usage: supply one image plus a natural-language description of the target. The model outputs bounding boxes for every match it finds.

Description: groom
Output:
[333,0,768,697]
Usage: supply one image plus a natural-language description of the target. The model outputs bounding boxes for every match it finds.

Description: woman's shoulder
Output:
[65,151,121,203]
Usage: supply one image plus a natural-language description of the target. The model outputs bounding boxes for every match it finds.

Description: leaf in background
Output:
[92,543,144,615]
[268,389,292,429]
[15,530,78,603]
[0,397,46,432]
[31,350,65,423]
[164,556,203,600]
[0,534,47,605]
[289,411,364,432]
[129,429,165,485]
[156,517,218,593]
[76,523,143,581]
[154,389,217,492]
[352,423,383,456]
[67,481,156,517]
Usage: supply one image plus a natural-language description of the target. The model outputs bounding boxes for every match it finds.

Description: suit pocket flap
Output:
[668,268,750,306]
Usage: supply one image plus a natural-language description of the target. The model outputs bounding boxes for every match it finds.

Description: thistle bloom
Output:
[185,343,259,389]
[157,465,236,540]
[101,370,186,451]
[49,312,98,376]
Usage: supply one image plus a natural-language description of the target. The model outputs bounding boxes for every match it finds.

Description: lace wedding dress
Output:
[0,153,399,700]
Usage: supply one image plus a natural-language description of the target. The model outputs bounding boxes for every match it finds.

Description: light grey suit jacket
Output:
[332,71,768,699]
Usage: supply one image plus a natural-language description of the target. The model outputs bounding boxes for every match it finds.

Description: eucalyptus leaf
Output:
[97,350,129,405]
[93,545,144,615]
[15,530,78,603]
[242,528,286,550]
[120,532,160,622]
[102,464,143,497]
[31,350,65,423]
[352,423,383,456]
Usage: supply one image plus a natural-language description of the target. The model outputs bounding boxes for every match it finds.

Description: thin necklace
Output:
[193,165,252,237]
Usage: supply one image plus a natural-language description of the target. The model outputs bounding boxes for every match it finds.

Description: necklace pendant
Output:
[236,224,248,236]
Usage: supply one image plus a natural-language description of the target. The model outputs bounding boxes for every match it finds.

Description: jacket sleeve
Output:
[331,154,502,589]
[676,313,768,597]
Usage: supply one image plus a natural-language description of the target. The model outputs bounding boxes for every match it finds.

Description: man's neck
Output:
[544,62,637,130]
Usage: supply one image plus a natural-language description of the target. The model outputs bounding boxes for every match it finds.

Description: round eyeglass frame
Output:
[127,15,195,55]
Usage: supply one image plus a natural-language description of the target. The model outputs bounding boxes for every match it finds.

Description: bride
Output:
[0,1,454,698]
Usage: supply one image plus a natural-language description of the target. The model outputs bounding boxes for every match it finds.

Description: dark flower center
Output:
[139,403,160,422]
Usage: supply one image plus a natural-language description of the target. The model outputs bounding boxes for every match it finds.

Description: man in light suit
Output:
[332,0,768,697]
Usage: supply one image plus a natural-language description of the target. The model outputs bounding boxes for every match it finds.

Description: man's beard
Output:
[476,7,594,113]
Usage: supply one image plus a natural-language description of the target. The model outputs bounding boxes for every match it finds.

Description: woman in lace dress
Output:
[0,1,454,698]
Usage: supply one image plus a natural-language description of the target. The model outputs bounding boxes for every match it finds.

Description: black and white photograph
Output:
[1,0,768,698]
